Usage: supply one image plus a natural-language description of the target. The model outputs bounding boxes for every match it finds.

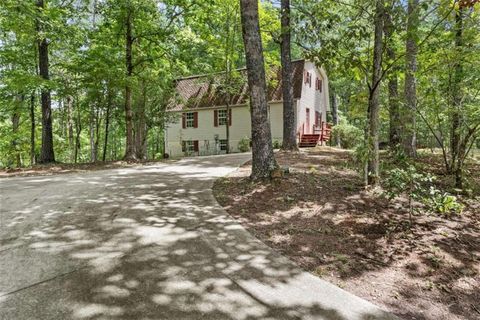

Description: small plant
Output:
[428,189,464,216]
[383,165,434,223]
[384,165,464,221]
[237,137,251,152]
[272,139,282,149]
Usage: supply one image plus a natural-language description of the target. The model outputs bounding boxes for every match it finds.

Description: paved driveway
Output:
[0,154,396,320]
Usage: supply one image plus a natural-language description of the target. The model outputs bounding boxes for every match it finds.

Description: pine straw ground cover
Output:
[213,147,480,320]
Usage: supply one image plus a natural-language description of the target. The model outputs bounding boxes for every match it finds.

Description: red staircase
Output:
[299,134,320,147]
[298,122,332,148]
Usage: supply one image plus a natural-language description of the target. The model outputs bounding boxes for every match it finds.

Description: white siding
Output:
[165,60,330,157]
[165,102,285,158]
[296,61,330,135]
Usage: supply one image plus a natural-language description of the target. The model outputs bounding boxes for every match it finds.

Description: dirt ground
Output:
[213,147,480,320]
[0,160,169,178]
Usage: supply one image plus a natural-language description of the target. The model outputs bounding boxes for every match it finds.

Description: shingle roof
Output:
[168,59,305,111]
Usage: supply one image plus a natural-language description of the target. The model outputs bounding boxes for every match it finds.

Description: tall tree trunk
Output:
[240,0,278,180]
[66,95,74,162]
[366,0,384,186]
[103,87,112,162]
[280,0,297,151]
[89,102,96,162]
[135,82,147,160]
[384,3,401,147]
[36,0,55,163]
[94,108,102,161]
[30,92,36,165]
[12,95,23,168]
[330,84,340,147]
[451,7,464,188]
[124,6,136,160]
[403,0,419,157]
[74,97,82,164]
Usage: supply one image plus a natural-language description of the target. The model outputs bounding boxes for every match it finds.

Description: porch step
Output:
[299,134,320,148]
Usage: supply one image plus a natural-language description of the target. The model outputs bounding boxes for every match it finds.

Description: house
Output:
[164,59,331,157]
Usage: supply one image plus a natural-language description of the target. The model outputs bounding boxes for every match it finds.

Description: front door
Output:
[306,108,310,133]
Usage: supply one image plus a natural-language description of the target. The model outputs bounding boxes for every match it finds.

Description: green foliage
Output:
[272,139,282,149]
[238,137,251,153]
[331,123,363,149]
[383,165,434,203]
[383,163,464,220]
[428,190,464,216]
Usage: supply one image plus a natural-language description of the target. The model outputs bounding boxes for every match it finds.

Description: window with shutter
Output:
[182,140,195,153]
[218,109,227,125]
[183,112,195,128]
[193,140,199,152]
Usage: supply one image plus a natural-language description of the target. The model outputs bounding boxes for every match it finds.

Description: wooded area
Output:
[0,0,479,186]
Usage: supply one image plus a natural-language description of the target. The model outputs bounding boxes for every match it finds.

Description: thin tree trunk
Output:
[36,0,55,163]
[124,6,136,160]
[94,108,102,161]
[384,3,401,147]
[366,0,384,186]
[30,92,36,165]
[451,7,464,188]
[135,83,147,160]
[103,87,112,162]
[12,95,22,167]
[66,95,74,162]
[240,0,278,180]
[280,0,297,151]
[89,102,96,162]
[223,4,239,155]
[403,0,419,157]
[74,97,82,164]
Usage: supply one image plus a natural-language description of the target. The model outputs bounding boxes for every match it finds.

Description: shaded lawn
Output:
[213,147,480,320]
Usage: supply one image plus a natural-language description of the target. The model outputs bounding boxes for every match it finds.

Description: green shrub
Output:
[331,123,363,149]
[383,165,464,221]
[238,137,251,152]
[272,139,282,149]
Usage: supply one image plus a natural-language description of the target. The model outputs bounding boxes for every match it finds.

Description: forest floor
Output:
[213,147,480,320]
[0,160,169,178]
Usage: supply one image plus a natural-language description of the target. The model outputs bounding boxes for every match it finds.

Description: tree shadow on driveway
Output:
[0,155,396,320]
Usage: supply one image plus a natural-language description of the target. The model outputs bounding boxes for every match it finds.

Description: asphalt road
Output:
[0,154,397,320]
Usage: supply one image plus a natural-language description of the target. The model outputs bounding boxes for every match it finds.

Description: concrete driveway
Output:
[0,154,396,320]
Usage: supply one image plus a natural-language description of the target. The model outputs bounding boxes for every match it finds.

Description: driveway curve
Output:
[0,154,396,320]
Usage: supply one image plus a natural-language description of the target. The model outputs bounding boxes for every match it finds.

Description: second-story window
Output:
[316,78,323,92]
[185,112,195,128]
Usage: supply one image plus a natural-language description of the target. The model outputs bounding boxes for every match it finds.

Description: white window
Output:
[185,112,195,128]
[219,139,228,151]
[183,140,195,152]
[218,110,228,126]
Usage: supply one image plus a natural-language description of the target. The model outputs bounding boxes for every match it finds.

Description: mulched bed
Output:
[213,147,480,320]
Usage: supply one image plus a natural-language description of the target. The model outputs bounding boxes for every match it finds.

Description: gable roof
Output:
[168,59,305,111]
